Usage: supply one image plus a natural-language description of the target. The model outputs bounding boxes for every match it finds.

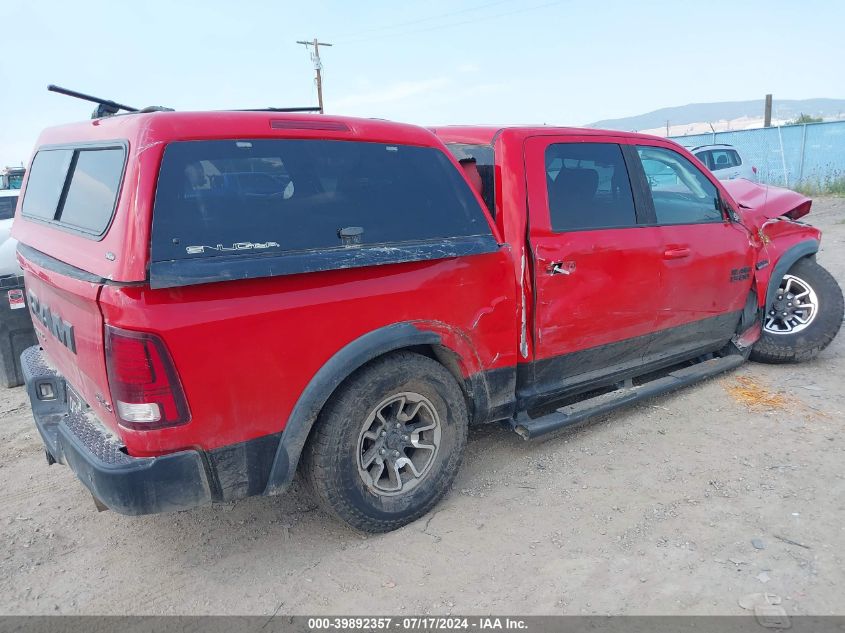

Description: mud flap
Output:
[91,494,109,512]
[731,289,763,352]
[733,321,762,352]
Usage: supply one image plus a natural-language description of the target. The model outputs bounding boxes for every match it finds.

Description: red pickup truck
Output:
[13,111,843,532]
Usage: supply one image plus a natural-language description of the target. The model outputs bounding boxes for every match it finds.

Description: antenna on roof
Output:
[47,84,174,119]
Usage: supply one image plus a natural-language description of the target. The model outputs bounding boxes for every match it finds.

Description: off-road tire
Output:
[751,258,844,363]
[301,351,468,533]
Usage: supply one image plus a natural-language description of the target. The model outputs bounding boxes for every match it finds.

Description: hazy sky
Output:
[2,0,843,166]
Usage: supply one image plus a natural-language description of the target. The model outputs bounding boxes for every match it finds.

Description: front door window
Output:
[637,145,722,225]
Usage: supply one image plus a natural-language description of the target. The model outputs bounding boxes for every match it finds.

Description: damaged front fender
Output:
[721,179,821,311]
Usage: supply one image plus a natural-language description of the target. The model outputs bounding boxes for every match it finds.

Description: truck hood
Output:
[722,179,812,229]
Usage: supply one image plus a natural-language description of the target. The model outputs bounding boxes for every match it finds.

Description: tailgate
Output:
[20,255,117,434]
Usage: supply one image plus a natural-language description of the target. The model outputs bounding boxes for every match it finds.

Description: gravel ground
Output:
[1,198,844,616]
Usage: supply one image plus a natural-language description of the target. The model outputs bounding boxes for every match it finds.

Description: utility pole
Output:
[764,94,773,128]
[296,38,333,114]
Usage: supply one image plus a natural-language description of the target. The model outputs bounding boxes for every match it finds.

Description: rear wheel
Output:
[751,258,844,363]
[302,351,468,533]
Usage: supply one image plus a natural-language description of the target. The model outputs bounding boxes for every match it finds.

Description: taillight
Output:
[752,166,758,174]
[104,326,190,430]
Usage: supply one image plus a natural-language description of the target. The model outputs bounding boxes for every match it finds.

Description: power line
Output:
[335,0,514,40]
[296,38,333,114]
[338,0,564,44]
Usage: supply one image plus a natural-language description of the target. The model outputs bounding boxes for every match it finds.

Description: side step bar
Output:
[512,354,745,440]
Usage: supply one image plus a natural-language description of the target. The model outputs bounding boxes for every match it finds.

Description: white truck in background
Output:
[0,169,36,387]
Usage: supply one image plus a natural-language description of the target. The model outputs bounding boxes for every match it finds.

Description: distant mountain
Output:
[588,99,845,131]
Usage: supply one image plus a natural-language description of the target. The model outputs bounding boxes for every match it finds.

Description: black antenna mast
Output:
[48,84,322,117]
[47,84,139,118]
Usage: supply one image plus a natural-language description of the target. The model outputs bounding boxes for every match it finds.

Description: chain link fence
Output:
[670,120,845,192]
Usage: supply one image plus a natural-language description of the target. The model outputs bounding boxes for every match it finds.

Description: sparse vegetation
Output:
[794,174,845,196]
[789,113,824,125]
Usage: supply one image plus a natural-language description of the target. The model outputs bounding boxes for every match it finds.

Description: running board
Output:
[512,354,745,440]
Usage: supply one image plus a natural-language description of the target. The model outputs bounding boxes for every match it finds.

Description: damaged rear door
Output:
[522,135,664,400]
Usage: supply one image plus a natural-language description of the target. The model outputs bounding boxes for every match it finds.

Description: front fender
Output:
[757,238,819,311]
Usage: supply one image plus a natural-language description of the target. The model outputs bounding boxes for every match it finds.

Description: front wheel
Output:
[751,258,844,363]
[302,351,468,533]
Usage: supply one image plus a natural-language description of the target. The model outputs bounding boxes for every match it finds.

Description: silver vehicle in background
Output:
[690,144,757,181]
[0,190,20,277]
[0,187,37,388]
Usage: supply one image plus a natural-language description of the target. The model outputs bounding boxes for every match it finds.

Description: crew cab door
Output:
[523,136,664,400]
[631,142,755,352]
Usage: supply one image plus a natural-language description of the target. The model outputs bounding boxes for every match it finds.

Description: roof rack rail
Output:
[237,107,323,113]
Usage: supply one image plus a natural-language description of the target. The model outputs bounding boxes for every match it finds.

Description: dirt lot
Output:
[1,199,844,616]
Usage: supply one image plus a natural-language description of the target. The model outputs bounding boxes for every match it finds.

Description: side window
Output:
[637,145,722,225]
[20,149,73,220]
[57,149,125,233]
[728,149,742,166]
[709,149,737,170]
[694,151,712,170]
[21,145,126,237]
[544,142,636,231]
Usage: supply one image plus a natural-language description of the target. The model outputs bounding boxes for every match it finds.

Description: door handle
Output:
[547,261,576,276]
[663,247,691,259]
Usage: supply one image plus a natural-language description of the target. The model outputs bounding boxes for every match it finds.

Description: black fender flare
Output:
[263,323,441,495]
[764,240,819,310]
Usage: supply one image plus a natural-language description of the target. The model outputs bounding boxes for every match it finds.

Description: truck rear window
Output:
[446,143,496,216]
[21,145,125,237]
[151,139,492,263]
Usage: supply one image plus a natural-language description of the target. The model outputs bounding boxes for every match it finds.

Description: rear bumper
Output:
[22,345,213,515]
